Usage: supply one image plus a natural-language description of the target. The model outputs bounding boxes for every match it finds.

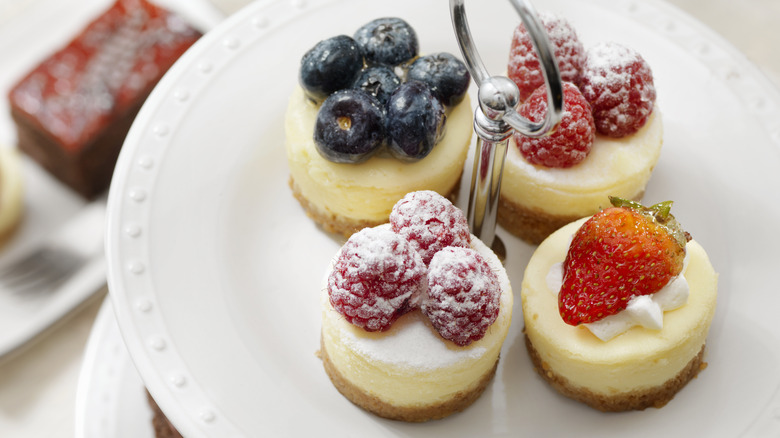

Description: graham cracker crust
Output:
[319,334,497,422]
[497,190,645,245]
[289,174,461,238]
[524,334,706,412]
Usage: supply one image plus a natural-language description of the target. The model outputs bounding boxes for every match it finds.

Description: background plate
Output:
[106,0,780,436]
[0,0,112,360]
[74,297,154,438]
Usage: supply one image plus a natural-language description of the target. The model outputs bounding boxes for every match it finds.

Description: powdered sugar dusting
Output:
[324,229,511,370]
[580,42,656,137]
[515,82,595,168]
[508,11,585,101]
[390,190,470,265]
[328,227,426,332]
[338,311,487,370]
[423,247,501,346]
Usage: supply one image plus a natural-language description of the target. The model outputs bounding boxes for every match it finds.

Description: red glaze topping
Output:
[8,0,200,152]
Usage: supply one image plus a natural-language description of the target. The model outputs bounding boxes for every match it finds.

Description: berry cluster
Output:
[507,12,656,168]
[299,18,470,163]
[327,191,501,346]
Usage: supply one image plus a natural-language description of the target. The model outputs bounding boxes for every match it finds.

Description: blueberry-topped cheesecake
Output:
[286,17,473,237]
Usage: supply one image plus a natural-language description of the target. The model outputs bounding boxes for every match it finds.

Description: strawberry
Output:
[558,197,688,326]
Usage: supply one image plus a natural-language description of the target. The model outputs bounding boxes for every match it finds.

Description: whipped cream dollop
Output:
[546,248,690,341]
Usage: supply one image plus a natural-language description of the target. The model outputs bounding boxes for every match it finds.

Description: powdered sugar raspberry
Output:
[390,190,470,265]
[508,11,585,101]
[580,42,656,137]
[515,82,595,168]
[328,227,426,332]
[422,247,501,346]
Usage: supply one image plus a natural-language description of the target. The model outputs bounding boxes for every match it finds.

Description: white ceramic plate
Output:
[106,0,780,436]
[75,297,155,438]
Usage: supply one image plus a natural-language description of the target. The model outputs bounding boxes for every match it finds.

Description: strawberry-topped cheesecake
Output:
[319,191,513,421]
[499,12,663,244]
[286,17,473,237]
[521,197,718,411]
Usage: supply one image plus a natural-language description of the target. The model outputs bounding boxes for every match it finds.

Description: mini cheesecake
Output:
[320,228,512,421]
[499,111,663,244]
[521,217,717,411]
[286,87,472,237]
[320,191,512,421]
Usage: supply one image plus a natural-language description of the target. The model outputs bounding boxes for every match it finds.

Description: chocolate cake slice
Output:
[146,391,183,438]
[8,0,201,198]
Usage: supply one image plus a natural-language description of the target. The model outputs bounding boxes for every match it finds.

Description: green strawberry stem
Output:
[608,196,686,248]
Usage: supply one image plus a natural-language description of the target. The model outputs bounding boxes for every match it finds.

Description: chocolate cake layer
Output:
[8,0,201,198]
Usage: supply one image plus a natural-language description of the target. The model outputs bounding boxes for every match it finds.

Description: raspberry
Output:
[507,12,585,102]
[422,247,501,346]
[579,42,656,137]
[514,82,595,168]
[390,191,470,265]
[328,227,426,332]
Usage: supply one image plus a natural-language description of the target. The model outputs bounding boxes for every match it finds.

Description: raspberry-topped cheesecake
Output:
[521,198,718,411]
[319,191,513,421]
[286,18,473,237]
[499,12,663,244]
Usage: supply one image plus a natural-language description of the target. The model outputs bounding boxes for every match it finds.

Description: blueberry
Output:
[300,35,364,103]
[353,17,418,66]
[385,81,446,161]
[407,53,471,106]
[314,89,386,163]
[352,65,401,105]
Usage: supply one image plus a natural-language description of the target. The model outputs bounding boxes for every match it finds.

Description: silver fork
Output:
[0,199,106,295]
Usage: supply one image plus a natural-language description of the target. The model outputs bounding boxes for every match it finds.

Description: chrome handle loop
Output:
[450,0,563,137]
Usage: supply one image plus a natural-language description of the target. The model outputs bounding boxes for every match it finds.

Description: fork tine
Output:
[0,247,83,293]
[0,199,105,296]
[7,269,73,293]
[0,254,42,281]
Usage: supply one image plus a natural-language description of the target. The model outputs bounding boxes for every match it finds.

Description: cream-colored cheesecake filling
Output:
[0,147,24,235]
[285,86,472,223]
[502,110,663,217]
[321,232,513,407]
[522,218,717,395]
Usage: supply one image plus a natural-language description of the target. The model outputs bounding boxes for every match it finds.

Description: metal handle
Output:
[449,0,564,251]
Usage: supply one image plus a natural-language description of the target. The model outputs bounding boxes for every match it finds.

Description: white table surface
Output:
[0,0,777,437]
